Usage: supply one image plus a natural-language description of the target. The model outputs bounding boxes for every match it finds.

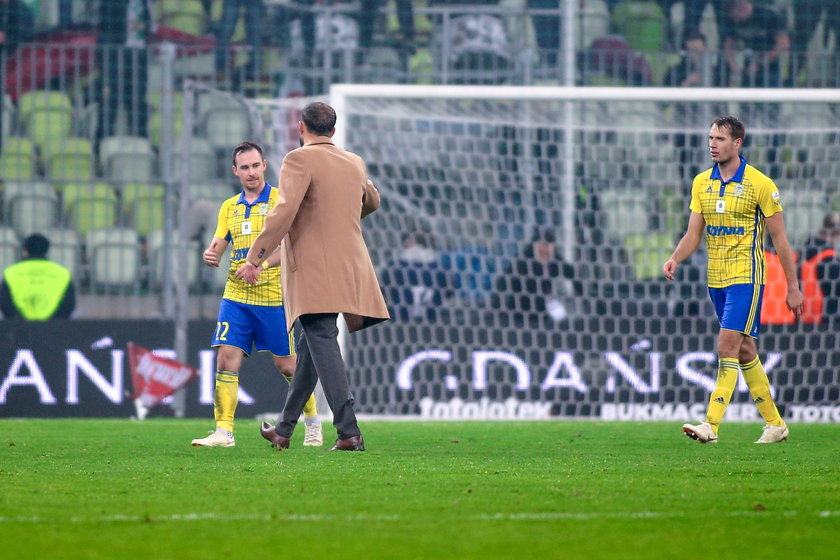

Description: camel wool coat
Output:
[251,139,389,333]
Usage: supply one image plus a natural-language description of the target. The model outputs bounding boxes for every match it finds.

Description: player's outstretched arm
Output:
[203,237,228,267]
[663,212,705,281]
[766,212,804,320]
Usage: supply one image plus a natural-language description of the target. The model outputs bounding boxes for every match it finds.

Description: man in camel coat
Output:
[235,101,389,451]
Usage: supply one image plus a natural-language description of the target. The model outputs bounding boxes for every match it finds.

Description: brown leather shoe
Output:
[329,435,365,451]
[260,421,290,450]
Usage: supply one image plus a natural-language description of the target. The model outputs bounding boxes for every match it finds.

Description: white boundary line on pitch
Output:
[0,511,837,524]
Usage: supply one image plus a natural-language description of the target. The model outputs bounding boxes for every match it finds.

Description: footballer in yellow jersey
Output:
[663,116,803,444]
[191,141,321,448]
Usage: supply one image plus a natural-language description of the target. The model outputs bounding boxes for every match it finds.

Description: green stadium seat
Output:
[158,0,207,36]
[148,108,184,148]
[63,182,119,237]
[624,231,674,281]
[18,90,74,149]
[123,184,165,238]
[0,137,37,180]
[41,137,94,180]
[612,1,667,53]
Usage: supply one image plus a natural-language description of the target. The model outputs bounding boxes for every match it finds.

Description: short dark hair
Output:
[24,233,50,258]
[683,30,706,48]
[231,141,264,166]
[301,102,337,136]
[711,115,745,141]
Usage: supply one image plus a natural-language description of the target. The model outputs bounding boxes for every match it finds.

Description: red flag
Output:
[128,343,198,413]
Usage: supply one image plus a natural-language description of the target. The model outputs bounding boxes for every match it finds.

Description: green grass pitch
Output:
[0,419,837,560]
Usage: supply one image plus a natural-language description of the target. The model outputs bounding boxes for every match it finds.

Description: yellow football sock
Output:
[302,393,318,419]
[214,370,239,433]
[705,358,739,434]
[282,374,318,419]
[741,356,784,427]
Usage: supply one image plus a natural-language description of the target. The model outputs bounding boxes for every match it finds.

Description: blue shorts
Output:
[708,284,764,339]
[212,299,294,357]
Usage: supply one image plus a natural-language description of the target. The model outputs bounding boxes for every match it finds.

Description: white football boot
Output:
[682,422,718,444]
[755,423,789,443]
[303,423,323,447]
[191,429,235,447]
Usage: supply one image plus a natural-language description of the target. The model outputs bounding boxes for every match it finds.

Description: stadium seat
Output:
[18,90,74,150]
[0,137,36,180]
[157,0,207,36]
[579,0,611,50]
[612,1,667,53]
[783,189,827,247]
[124,184,165,238]
[598,188,650,241]
[148,107,184,148]
[188,180,235,205]
[85,227,141,290]
[99,135,157,182]
[4,181,60,239]
[2,93,16,139]
[40,227,81,279]
[202,104,252,152]
[146,228,200,289]
[624,231,674,281]
[0,226,18,271]
[173,137,218,181]
[40,137,94,180]
[63,182,119,237]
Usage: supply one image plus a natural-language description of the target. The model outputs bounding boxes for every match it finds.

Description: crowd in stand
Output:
[1,1,839,96]
[1,1,839,324]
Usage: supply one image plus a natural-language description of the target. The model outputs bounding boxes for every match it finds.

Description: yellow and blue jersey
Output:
[214,184,282,306]
[689,156,783,288]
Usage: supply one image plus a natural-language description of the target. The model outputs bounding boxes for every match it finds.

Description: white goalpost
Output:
[215,83,840,422]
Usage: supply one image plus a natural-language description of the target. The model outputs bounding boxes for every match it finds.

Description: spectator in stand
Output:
[801,211,840,262]
[817,252,839,324]
[96,0,154,143]
[213,0,266,85]
[379,230,453,322]
[0,0,34,57]
[680,0,730,49]
[664,30,722,88]
[358,0,414,52]
[0,234,75,320]
[526,0,560,54]
[493,228,580,329]
[790,0,840,85]
[799,212,840,324]
[723,0,791,87]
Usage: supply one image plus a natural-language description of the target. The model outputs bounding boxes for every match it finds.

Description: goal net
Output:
[240,84,840,422]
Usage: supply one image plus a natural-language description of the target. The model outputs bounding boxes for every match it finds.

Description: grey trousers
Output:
[275,313,361,440]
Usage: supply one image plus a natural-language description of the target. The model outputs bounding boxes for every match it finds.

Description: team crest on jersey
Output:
[258,203,269,215]
[733,183,744,196]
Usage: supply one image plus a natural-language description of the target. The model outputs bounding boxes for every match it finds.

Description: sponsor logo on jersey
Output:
[706,225,745,236]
